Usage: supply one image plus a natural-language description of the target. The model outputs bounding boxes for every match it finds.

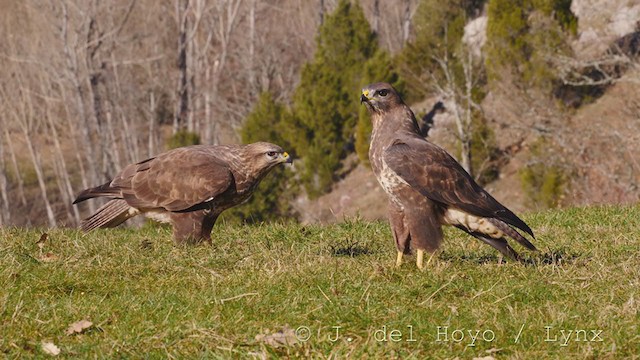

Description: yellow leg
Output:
[396,251,403,267]
[416,249,425,269]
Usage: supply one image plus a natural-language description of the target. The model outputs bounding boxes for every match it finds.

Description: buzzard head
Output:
[360,82,403,114]
[243,142,292,175]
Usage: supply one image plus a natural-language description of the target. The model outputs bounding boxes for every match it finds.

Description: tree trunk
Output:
[22,129,57,227]
[3,127,27,206]
[462,50,474,177]
[59,86,96,214]
[451,99,473,176]
[372,0,380,33]
[208,0,242,143]
[104,107,122,173]
[86,57,113,179]
[148,92,157,156]
[0,136,10,225]
[319,0,325,25]
[461,136,472,176]
[248,0,256,93]
[51,152,75,224]
[45,106,81,224]
[204,74,213,144]
[118,106,138,165]
[60,2,100,189]
[110,52,139,164]
[174,0,190,133]
[402,0,411,45]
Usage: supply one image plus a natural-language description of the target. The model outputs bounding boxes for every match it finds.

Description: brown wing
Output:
[112,146,234,212]
[383,136,534,238]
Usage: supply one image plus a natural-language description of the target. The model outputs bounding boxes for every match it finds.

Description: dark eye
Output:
[267,151,277,157]
[378,89,389,97]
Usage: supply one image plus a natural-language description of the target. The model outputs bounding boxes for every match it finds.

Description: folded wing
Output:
[383,135,534,238]
[111,146,234,212]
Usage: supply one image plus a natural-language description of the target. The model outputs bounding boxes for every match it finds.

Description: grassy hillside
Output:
[1,206,638,358]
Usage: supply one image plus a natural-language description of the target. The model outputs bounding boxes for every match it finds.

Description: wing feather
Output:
[113,146,234,212]
[384,136,534,238]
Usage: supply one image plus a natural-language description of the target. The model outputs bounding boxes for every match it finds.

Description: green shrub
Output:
[520,165,565,209]
[166,130,200,150]
[222,92,298,224]
[354,50,404,166]
[533,0,577,34]
[285,0,382,198]
[485,0,575,89]
[469,114,500,185]
[519,137,566,208]
[396,0,482,102]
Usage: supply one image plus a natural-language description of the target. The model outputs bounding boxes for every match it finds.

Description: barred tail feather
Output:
[453,225,522,261]
[475,234,522,261]
[73,182,119,204]
[80,199,134,232]
[488,218,537,251]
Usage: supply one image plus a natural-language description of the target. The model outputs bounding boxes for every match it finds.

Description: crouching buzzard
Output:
[361,82,536,268]
[73,142,291,244]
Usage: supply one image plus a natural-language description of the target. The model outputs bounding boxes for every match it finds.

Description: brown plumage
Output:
[73,142,292,244]
[361,82,536,268]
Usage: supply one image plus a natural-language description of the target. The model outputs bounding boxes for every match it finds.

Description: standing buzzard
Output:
[361,83,536,268]
[73,142,291,244]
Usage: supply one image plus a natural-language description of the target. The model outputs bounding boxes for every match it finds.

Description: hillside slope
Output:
[295,1,640,223]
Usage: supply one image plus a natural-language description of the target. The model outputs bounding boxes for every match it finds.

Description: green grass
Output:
[1,205,639,358]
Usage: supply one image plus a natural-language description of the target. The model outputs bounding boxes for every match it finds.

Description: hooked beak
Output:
[281,151,293,164]
[360,89,371,104]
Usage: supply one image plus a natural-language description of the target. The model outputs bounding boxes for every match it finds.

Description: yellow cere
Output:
[363,90,369,97]
[283,152,289,157]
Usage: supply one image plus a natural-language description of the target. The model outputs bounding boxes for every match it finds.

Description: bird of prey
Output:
[360,82,536,268]
[73,142,292,244]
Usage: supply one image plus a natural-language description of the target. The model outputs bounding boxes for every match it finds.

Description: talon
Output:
[417,249,424,269]
[396,251,403,267]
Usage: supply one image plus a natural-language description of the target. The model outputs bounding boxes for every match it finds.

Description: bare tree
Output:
[1,83,57,227]
[174,0,191,133]
[372,0,380,33]
[430,48,482,176]
[57,1,100,195]
[38,75,81,224]
[199,0,243,144]
[147,92,158,156]
[550,47,640,205]
[319,0,325,25]
[0,134,9,225]
[2,127,27,208]
[0,0,426,227]
[248,0,257,91]
[555,53,640,87]
[360,0,418,53]
[401,0,411,45]
[555,26,640,88]
[52,0,135,183]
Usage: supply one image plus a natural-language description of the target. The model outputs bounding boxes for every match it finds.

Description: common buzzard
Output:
[361,82,536,268]
[73,142,291,244]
